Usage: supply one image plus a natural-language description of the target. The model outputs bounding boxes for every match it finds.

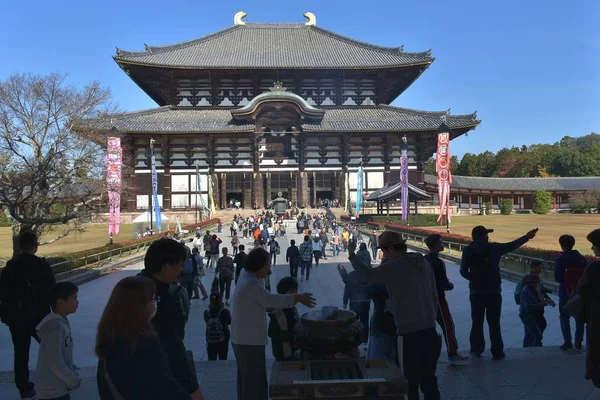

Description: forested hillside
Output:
[426,133,600,177]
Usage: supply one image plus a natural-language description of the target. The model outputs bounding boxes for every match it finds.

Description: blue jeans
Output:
[300,260,312,280]
[559,297,584,344]
[333,244,340,257]
[520,313,543,347]
[523,313,546,347]
[367,333,396,361]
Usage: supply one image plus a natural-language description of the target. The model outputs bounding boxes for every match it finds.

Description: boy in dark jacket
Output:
[554,234,587,350]
[519,274,551,347]
[138,238,203,399]
[0,231,56,400]
[268,277,300,361]
[233,245,247,284]
[425,234,468,363]
[460,225,538,359]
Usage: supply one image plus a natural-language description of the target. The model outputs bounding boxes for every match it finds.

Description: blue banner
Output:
[356,163,364,216]
[150,141,162,232]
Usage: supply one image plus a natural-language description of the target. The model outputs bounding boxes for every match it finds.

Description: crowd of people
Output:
[0,214,599,400]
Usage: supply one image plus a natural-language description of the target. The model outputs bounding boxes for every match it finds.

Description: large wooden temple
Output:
[77,12,480,211]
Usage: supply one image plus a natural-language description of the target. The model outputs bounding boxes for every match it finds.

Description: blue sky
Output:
[1,0,598,158]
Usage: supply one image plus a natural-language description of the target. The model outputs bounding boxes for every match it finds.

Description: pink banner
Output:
[436,131,452,224]
[106,137,122,236]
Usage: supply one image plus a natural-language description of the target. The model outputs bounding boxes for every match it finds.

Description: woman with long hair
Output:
[95,276,190,399]
[204,291,231,360]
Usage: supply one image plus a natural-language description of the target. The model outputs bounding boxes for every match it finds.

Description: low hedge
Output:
[47,218,219,273]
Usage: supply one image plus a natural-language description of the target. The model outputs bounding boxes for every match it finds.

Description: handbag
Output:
[211,276,219,293]
[562,293,585,322]
[102,359,125,400]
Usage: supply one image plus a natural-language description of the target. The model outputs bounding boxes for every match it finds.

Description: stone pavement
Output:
[1,228,598,399]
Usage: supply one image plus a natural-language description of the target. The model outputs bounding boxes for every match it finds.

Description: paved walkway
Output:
[0,228,598,399]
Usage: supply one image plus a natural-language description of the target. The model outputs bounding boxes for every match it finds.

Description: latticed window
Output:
[226,173,244,190]
[315,172,332,188]
[271,173,290,190]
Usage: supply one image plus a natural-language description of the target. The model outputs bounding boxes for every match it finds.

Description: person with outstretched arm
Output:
[460,225,538,360]
[348,231,441,400]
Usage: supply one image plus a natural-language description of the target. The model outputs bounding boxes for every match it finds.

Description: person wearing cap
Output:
[348,230,441,400]
[577,229,600,387]
[519,273,551,347]
[460,225,538,360]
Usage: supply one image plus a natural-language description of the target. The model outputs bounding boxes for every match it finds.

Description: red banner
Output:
[106,137,122,235]
[436,130,452,224]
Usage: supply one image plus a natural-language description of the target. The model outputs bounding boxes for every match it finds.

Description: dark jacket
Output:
[424,253,454,299]
[460,236,529,294]
[578,260,600,384]
[268,307,299,361]
[519,284,545,317]
[96,335,190,400]
[554,249,587,300]
[233,252,247,283]
[182,255,198,277]
[365,283,392,336]
[203,308,232,341]
[138,271,199,394]
[319,232,329,244]
[0,253,55,328]
[343,271,371,314]
[286,245,300,265]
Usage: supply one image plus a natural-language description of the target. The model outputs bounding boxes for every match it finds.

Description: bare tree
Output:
[0,72,113,257]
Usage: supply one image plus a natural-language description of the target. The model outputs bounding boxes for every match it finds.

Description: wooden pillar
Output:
[297,136,309,208]
[119,135,137,212]
[266,172,272,204]
[220,173,227,209]
[552,192,557,210]
[211,172,220,210]
[383,135,392,184]
[242,173,252,209]
[312,171,317,207]
[340,135,350,208]
[159,137,171,210]
[289,172,296,205]
[252,133,263,209]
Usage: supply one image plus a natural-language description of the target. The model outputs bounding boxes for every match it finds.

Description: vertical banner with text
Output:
[436,125,452,224]
[356,162,364,216]
[150,140,162,232]
[400,137,409,222]
[106,137,122,236]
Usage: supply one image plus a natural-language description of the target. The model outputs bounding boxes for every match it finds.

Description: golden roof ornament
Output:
[270,81,287,92]
[234,11,247,26]
[303,12,316,26]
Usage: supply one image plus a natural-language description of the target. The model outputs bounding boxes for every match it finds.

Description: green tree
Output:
[499,199,513,215]
[532,191,553,214]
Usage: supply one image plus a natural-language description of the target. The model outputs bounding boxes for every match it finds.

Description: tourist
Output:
[204,292,231,361]
[0,230,56,400]
[460,225,538,360]
[180,246,197,302]
[217,220,222,233]
[297,216,304,234]
[231,233,240,256]
[209,234,222,270]
[424,234,469,363]
[577,229,600,387]
[170,277,190,326]
[514,260,555,347]
[268,277,301,361]
[232,218,239,237]
[96,276,193,400]
[356,242,372,268]
[554,234,587,350]
[215,247,234,306]
[233,244,247,285]
[191,247,208,300]
[342,228,350,252]
[341,264,370,343]
[519,273,551,347]
[319,228,329,260]
[312,236,323,267]
[298,235,313,282]
[34,282,80,400]
[138,238,203,398]
[368,231,379,261]
[332,231,341,257]
[274,221,281,237]
[231,248,316,400]
[269,238,280,266]
[348,232,441,400]
[286,239,300,279]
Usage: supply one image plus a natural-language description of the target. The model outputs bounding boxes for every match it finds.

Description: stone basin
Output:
[294,306,364,354]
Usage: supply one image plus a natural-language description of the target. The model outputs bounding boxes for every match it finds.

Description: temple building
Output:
[77,12,480,211]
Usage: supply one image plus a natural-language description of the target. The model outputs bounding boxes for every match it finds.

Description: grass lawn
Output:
[423,214,600,255]
[0,224,136,264]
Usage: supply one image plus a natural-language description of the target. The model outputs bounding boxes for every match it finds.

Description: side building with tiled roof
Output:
[74,11,480,211]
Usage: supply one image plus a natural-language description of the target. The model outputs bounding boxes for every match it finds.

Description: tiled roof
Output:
[368,181,431,201]
[114,23,433,69]
[75,106,479,134]
[424,175,600,192]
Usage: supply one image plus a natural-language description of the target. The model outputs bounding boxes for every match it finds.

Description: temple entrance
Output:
[316,190,333,200]
[226,192,243,209]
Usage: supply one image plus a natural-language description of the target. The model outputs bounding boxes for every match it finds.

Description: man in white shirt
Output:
[231,248,316,400]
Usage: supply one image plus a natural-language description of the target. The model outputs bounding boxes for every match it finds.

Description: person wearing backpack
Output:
[0,230,56,400]
[460,225,538,360]
[269,238,280,266]
[554,234,587,351]
[204,292,231,360]
[215,247,234,305]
